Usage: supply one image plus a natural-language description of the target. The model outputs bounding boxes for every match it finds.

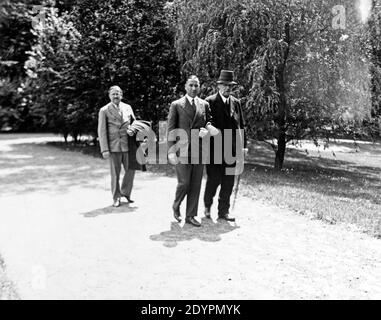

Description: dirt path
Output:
[0,134,380,299]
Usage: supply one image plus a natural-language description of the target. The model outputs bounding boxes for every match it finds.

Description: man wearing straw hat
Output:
[203,70,248,222]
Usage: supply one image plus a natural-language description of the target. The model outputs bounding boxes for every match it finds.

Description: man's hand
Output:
[206,124,219,136]
[199,127,209,138]
[102,151,110,159]
[168,153,178,165]
[127,129,134,136]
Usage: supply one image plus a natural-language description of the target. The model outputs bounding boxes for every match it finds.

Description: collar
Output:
[219,92,229,104]
[185,94,198,105]
[111,102,121,110]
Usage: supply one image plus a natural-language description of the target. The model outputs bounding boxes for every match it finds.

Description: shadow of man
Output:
[80,204,138,218]
[150,218,240,248]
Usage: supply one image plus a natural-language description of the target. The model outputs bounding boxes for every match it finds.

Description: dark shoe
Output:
[173,209,181,223]
[123,196,134,203]
[185,217,201,227]
[218,214,235,222]
[204,207,211,219]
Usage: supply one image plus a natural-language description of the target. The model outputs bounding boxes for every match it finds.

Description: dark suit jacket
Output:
[167,96,213,163]
[128,130,147,171]
[205,93,247,165]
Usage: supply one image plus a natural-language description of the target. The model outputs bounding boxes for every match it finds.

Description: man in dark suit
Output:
[167,75,218,227]
[203,70,247,222]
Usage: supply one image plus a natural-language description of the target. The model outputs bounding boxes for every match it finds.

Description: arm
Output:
[205,101,219,136]
[167,102,178,151]
[97,108,109,154]
[204,101,212,127]
[126,104,136,136]
[129,104,136,122]
[167,102,179,164]
[237,99,248,149]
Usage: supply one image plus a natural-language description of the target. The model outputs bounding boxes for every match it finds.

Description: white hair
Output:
[108,85,123,94]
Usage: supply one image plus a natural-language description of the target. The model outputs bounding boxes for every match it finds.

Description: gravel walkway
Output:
[0,134,380,299]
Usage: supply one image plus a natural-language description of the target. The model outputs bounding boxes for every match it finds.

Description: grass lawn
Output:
[48,138,381,238]
[241,140,381,238]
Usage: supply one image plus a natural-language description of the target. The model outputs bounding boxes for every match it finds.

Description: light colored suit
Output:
[98,102,135,153]
[98,102,136,201]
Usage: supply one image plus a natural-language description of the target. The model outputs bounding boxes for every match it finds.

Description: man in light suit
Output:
[167,75,218,227]
[98,85,137,207]
[203,70,247,222]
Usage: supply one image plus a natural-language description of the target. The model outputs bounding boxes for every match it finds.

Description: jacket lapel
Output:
[229,98,238,118]
[181,97,195,122]
[232,101,241,125]
[107,103,123,121]
[217,93,230,117]
[191,98,203,127]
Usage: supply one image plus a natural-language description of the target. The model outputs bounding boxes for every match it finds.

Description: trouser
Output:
[109,152,135,201]
[173,163,204,217]
[204,164,235,215]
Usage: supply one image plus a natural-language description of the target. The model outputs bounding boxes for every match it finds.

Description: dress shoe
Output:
[173,209,181,223]
[185,217,201,227]
[204,207,211,219]
[125,197,134,203]
[218,213,235,222]
[112,198,121,207]
[121,195,134,203]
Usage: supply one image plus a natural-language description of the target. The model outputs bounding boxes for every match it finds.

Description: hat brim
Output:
[217,80,238,85]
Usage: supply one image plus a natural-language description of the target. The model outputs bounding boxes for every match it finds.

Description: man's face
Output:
[185,79,200,98]
[109,88,123,105]
[218,83,234,98]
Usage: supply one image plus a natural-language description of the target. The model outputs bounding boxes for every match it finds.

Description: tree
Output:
[24,5,81,140]
[367,0,381,137]
[173,0,374,169]
[0,0,44,131]
[24,0,181,139]
[65,0,181,136]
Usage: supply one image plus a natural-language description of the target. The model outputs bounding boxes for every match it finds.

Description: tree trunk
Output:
[273,21,290,171]
[275,131,286,170]
[63,132,68,145]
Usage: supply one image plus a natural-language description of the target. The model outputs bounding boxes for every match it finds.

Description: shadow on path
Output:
[150,218,240,247]
[80,204,138,218]
[0,142,109,196]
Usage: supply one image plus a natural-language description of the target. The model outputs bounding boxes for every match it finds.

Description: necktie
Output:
[225,99,230,115]
[115,104,122,116]
[190,98,196,117]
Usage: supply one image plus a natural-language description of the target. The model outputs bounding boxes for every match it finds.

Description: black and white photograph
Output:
[0,0,381,304]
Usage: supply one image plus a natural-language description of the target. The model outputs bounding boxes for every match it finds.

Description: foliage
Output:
[367,0,381,137]
[24,5,81,139]
[173,0,375,168]
[7,0,180,137]
[62,0,181,136]
[0,0,43,131]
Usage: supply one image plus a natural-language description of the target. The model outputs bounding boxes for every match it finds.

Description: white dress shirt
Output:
[219,92,230,105]
[185,94,198,106]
